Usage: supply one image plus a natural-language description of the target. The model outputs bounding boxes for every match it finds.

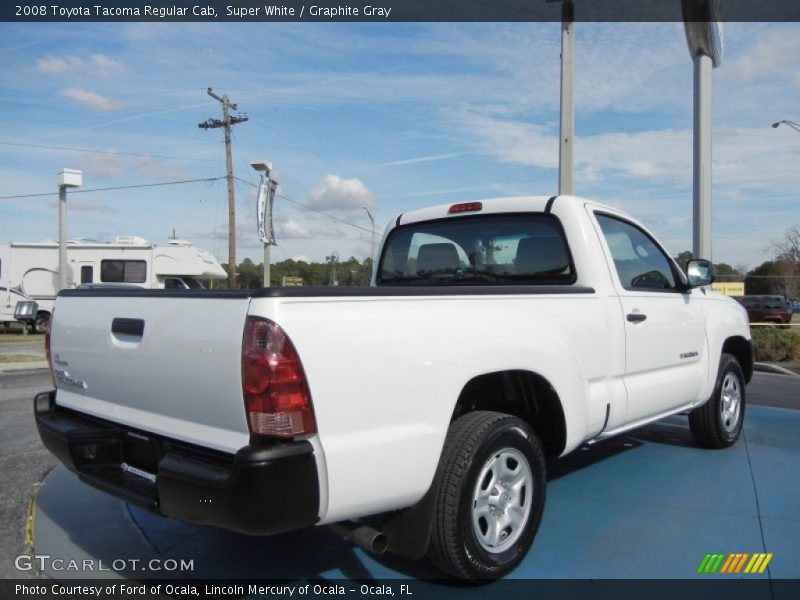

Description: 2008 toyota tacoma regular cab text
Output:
[35,195,753,579]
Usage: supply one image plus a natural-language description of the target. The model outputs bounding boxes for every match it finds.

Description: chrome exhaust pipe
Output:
[329,522,388,555]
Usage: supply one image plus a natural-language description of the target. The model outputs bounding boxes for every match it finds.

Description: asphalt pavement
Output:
[0,369,56,579]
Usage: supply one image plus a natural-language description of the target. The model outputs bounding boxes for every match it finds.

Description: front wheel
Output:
[427,411,546,579]
[689,353,746,448]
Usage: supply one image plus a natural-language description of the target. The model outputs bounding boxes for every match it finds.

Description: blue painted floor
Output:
[35,406,800,582]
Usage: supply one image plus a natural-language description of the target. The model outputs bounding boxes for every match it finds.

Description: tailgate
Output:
[50,292,251,454]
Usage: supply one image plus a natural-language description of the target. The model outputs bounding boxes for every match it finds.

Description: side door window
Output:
[595,214,677,291]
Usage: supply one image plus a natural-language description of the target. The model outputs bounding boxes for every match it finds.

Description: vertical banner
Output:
[256,176,277,246]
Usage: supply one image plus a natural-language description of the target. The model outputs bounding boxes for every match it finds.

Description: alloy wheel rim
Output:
[720,372,742,432]
[471,447,533,553]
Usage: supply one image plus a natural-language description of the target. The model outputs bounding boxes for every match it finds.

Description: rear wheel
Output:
[689,353,745,448]
[427,411,546,579]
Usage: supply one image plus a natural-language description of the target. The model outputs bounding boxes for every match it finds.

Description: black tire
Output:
[689,353,746,449]
[427,411,546,580]
[33,312,50,334]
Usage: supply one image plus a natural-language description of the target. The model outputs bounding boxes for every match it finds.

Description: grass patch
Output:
[752,327,800,363]
[0,354,45,363]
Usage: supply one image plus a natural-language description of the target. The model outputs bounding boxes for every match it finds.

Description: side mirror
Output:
[686,259,715,288]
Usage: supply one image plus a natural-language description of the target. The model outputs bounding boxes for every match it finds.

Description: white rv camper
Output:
[0,236,227,331]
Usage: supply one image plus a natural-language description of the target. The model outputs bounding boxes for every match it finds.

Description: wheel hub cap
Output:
[720,372,742,432]
[471,447,533,553]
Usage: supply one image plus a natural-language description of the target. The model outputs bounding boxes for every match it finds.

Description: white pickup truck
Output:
[35,195,753,579]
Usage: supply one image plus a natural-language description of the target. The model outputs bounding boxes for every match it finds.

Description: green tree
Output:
[673,250,693,272]
[237,258,263,289]
[745,260,800,299]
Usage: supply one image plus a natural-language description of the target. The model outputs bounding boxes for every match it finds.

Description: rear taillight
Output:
[45,309,55,387]
[242,316,316,438]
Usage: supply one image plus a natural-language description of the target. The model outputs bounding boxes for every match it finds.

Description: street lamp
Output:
[250,160,274,288]
[362,206,375,273]
[57,169,82,291]
[772,120,800,133]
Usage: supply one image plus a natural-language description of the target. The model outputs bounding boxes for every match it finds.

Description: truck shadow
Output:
[36,418,700,585]
[546,416,698,481]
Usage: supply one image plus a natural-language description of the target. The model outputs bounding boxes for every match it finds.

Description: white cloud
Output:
[59,88,125,111]
[727,33,800,82]
[451,107,800,194]
[47,200,110,212]
[36,55,83,74]
[278,219,345,239]
[280,220,311,238]
[36,53,124,77]
[305,174,375,213]
[381,151,473,167]
[74,152,190,181]
[452,109,558,169]
[89,53,125,77]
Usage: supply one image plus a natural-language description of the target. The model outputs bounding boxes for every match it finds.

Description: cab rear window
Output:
[377,214,575,285]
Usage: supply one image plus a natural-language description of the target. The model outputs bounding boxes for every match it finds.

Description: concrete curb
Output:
[0,361,48,373]
[754,362,800,377]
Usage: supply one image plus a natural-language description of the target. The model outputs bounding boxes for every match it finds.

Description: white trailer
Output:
[0,236,226,331]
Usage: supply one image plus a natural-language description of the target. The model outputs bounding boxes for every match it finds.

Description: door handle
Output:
[626,313,647,323]
[111,318,145,337]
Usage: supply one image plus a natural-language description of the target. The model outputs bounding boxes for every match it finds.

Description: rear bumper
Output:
[34,391,319,536]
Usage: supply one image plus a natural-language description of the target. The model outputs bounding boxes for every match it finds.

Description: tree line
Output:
[215,256,374,289]
[674,225,800,300]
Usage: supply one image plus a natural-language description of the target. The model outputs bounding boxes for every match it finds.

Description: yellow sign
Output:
[711,282,744,296]
[282,276,304,287]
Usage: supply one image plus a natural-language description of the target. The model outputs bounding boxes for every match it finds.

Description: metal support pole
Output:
[692,53,713,261]
[58,185,67,290]
[558,0,575,196]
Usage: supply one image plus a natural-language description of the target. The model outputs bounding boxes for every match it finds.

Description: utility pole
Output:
[326,251,339,286]
[199,88,248,288]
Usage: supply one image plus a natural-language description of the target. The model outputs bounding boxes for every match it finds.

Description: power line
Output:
[0,176,225,200]
[0,141,221,162]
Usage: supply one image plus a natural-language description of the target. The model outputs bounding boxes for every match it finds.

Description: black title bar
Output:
[4,0,800,22]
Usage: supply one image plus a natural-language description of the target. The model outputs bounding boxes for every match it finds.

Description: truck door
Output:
[592,211,708,424]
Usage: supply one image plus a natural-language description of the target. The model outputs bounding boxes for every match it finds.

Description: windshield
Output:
[377,214,575,286]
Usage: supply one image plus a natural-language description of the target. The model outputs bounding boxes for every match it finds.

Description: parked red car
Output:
[733,295,793,326]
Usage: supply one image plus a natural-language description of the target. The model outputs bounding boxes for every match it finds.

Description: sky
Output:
[0,21,799,270]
